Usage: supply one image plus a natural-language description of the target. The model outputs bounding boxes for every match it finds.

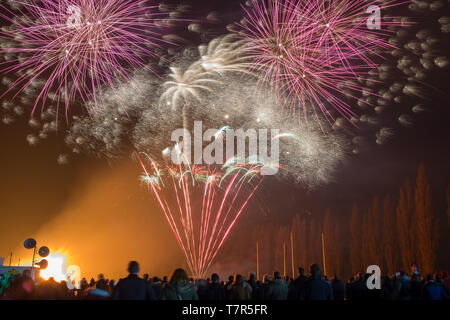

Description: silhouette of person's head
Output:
[274,271,281,279]
[211,273,220,284]
[143,274,149,281]
[128,261,140,275]
[169,268,188,285]
[310,264,321,276]
[298,267,305,276]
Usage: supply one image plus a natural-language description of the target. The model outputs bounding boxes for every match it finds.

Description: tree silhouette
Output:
[368,197,382,265]
[396,180,415,271]
[323,209,336,276]
[350,204,362,275]
[413,164,436,275]
[382,194,396,275]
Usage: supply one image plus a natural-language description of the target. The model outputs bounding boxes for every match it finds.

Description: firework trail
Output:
[236,0,404,123]
[0,0,172,118]
[135,148,270,278]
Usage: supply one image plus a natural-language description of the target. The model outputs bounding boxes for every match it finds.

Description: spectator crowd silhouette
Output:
[1,261,449,300]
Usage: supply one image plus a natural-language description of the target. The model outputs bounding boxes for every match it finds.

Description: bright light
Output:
[39,253,67,282]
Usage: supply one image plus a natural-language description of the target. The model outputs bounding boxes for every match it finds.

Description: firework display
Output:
[136,148,271,278]
[236,0,402,122]
[0,0,172,116]
[1,0,449,279]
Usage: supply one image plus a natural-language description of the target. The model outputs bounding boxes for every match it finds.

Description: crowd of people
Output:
[1,261,449,300]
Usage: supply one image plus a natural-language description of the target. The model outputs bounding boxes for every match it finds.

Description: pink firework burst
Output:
[0,0,171,119]
[238,0,405,124]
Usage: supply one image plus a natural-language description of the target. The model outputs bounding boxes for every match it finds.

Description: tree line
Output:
[251,164,450,279]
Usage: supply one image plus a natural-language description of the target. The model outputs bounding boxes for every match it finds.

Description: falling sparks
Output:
[136,150,266,278]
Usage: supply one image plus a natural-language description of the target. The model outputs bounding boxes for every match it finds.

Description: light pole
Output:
[24,238,50,280]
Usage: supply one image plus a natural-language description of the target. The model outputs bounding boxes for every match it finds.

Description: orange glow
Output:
[12,161,182,281]
[39,253,67,282]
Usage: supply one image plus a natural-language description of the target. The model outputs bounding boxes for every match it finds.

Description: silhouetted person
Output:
[247,272,258,300]
[398,271,412,300]
[197,279,209,300]
[287,279,297,300]
[151,277,162,299]
[87,274,110,300]
[160,268,198,300]
[293,267,307,300]
[381,276,394,301]
[77,277,89,299]
[231,274,252,300]
[225,275,234,300]
[80,278,89,291]
[207,273,226,301]
[440,271,450,293]
[112,261,156,300]
[423,274,449,300]
[265,271,288,300]
[299,264,333,301]
[331,275,345,301]
[108,280,115,295]
[10,270,34,300]
[257,274,271,300]
[96,273,108,291]
[37,277,62,300]
[59,280,75,299]
[410,274,424,300]
[346,272,366,301]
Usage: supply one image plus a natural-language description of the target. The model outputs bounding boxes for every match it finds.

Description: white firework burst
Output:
[160,66,219,111]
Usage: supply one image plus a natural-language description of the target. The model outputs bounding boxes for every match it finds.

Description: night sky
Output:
[0,0,449,278]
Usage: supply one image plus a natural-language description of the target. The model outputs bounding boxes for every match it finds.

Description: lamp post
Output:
[322,232,327,277]
[24,238,50,280]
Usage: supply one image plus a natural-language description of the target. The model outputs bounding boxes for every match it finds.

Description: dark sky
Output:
[0,0,449,277]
